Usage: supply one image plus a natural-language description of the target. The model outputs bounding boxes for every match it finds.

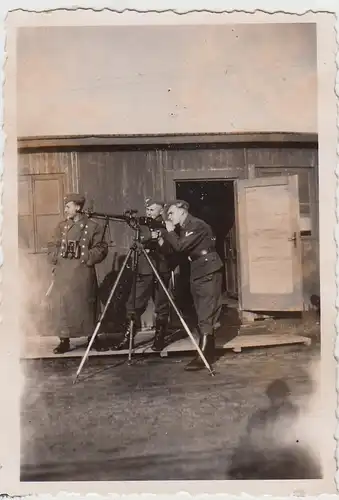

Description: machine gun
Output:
[84,208,166,231]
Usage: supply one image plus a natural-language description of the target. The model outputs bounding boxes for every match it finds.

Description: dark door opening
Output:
[175,180,238,300]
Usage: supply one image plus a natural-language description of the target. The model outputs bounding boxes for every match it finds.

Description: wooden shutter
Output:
[18,174,65,253]
[18,176,34,251]
[33,175,64,252]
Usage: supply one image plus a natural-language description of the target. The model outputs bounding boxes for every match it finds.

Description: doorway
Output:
[175,180,238,300]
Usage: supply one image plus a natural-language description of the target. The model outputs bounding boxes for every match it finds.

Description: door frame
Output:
[164,169,240,297]
[164,169,240,200]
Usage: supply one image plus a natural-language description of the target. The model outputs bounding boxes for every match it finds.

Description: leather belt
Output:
[188,249,213,262]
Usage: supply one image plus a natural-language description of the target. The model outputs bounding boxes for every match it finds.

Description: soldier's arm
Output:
[140,226,153,246]
[86,223,109,266]
[162,222,206,253]
[47,223,62,266]
[157,230,174,256]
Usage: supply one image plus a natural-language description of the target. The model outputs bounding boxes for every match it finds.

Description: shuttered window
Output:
[18,174,65,253]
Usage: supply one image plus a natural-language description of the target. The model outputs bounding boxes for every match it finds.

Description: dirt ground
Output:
[21,342,322,482]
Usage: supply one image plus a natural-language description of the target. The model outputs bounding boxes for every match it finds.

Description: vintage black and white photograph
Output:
[6,9,336,492]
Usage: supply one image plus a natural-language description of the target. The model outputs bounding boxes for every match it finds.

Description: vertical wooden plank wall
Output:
[18,141,319,338]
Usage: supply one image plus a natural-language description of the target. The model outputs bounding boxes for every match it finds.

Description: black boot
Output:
[114,322,136,350]
[184,334,215,371]
[87,336,109,352]
[53,338,70,354]
[151,322,167,352]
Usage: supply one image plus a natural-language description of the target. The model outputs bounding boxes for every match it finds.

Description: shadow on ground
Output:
[21,344,321,482]
[226,378,322,479]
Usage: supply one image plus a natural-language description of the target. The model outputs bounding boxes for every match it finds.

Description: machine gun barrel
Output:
[84,210,131,222]
[84,209,166,230]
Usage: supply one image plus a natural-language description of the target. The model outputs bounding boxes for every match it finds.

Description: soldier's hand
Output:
[150,230,160,239]
[165,221,175,232]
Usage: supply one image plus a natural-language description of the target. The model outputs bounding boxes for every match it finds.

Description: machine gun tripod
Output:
[73,211,215,383]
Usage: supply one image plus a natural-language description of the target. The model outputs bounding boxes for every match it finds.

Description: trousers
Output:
[126,273,171,324]
[190,269,222,336]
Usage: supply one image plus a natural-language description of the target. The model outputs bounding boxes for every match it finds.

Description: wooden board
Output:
[22,330,311,360]
[18,132,318,150]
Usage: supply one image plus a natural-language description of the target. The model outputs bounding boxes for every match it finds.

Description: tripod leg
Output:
[170,270,175,290]
[127,243,140,362]
[169,270,176,325]
[73,247,133,383]
[128,319,135,363]
[140,247,214,376]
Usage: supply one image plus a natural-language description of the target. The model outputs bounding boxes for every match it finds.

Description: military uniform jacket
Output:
[163,214,222,280]
[137,216,173,275]
[47,214,108,337]
[48,214,108,268]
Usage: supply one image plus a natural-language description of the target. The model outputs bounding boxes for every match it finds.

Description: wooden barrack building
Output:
[18,132,319,337]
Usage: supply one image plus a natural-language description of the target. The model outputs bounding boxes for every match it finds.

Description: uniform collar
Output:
[77,213,88,223]
[181,213,191,229]
[65,213,88,226]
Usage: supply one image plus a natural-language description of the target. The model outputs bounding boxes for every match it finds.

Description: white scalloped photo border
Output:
[1,1,338,498]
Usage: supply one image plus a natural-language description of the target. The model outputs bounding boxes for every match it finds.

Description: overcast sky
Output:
[17,22,317,137]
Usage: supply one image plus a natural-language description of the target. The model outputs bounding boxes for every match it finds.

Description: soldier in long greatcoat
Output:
[47,193,108,354]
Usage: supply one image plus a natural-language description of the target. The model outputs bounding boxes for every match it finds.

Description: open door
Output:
[224,224,238,298]
[235,175,303,312]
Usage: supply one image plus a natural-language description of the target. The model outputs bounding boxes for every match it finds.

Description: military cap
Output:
[165,199,190,211]
[64,193,86,207]
[145,197,165,208]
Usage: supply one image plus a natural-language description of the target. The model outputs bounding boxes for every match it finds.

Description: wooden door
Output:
[19,174,65,338]
[235,175,303,312]
[18,173,65,253]
[224,224,238,298]
[18,176,35,251]
[34,174,65,252]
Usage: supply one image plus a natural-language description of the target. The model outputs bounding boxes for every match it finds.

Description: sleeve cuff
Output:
[164,231,179,244]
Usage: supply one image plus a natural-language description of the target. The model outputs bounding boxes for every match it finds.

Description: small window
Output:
[18,174,65,253]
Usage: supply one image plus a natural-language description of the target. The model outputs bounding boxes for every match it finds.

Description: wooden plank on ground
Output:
[22,330,311,360]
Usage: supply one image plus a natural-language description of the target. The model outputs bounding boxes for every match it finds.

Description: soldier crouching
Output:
[160,200,223,371]
[47,193,108,354]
